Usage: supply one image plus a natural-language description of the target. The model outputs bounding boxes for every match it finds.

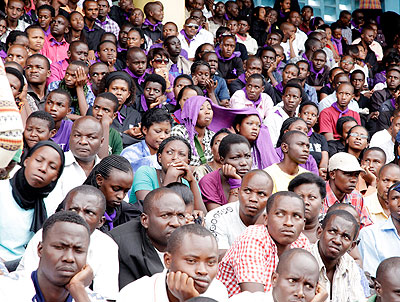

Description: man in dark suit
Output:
[109,187,187,289]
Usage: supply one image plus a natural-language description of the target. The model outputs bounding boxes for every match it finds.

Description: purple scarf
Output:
[238,73,246,84]
[275,82,284,93]
[180,29,195,43]
[242,87,262,107]
[331,37,343,55]
[123,67,146,84]
[332,102,349,118]
[310,65,325,82]
[302,53,311,64]
[215,45,240,62]
[181,96,211,156]
[104,209,117,230]
[143,18,162,31]
[209,105,280,169]
[140,94,162,112]
[391,97,396,109]
[173,108,182,123]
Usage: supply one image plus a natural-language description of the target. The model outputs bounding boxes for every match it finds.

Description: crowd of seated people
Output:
[0,0,400,300]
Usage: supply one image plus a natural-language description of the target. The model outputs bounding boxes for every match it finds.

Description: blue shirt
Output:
[359,217,400,276]
[304,83,318,105]
[213,75,230,102]
[120,140,160,173]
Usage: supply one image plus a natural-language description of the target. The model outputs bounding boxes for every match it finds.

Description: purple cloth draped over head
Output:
[181,96,212,156]
[209,104,280,169]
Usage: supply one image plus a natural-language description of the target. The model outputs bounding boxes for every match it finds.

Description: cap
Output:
[328,152,364,172]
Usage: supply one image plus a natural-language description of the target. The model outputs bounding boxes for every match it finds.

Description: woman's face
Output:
[346,126,369,152]
[288,119,308,134]
[106,79,130,107]
[158,140,190,171]
[144,121,171,152]
[127,30,143,48]
[179,88,198,110]
[151,54,169,69]
[193,65,211,87]
[221,142,252,177]
[96,169,133,209]
[70,12,84,31]
[196,101,213,128]
[198,44,215,59]
[173,77,192,99]
[235,115,261,143]
[211,132,229,163]
[258,7,266,20]
[325,28,332,39]
[24,146,62,188]
[6,73,21,99]
[266,10,277,24]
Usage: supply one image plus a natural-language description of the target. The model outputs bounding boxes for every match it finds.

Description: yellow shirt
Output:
[364,191,389,223]
[264,163,308,193]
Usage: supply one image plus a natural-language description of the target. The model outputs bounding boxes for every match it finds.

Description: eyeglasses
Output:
[153,58,169,64]
[186,23,199,29]
[341,60,354,65]
[349,132,368,139]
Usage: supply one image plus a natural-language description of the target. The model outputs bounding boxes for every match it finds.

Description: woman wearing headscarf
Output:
[170,96,215,166]
[0,140,65,261]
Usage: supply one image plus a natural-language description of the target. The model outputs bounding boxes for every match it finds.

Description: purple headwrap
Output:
[209,105,280,169]
[181,96,212,157]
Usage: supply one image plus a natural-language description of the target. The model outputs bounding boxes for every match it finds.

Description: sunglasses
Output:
[349,132,368,140]
[153,58,169,64]
[186,23,199,29]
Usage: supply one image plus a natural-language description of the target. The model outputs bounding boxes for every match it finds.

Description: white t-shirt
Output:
[17,228,119,300]
[117,269,228,302]
[0,270,106,301]
[205,201,247,250]
[370,129,394,163]
[178,29,214,59]
[229,291,273,301]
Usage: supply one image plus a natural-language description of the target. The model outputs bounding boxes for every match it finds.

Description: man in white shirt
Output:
[280,22,303,60]
[117,224,228,302]
[178,17,213,60]
[311,210,365,302]
[288,11,307,55]
[56,116,103,198]
[0,211,106,302]
[205,170,273,258]
[17,185,119,301]
[370,114,400,163]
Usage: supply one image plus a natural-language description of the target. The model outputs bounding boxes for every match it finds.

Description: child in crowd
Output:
[319,83,361,141]
[138,74,168,114]
[230,73,274,120]
[307,49,330,90]
[37,5,54,37]
[44,89,73,151]
[216,35,244,84]
[91,92,124,156]
[23,110,56,152]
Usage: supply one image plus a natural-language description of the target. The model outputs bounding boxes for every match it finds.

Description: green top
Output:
[109,127,123,155]
[367,295,377,302]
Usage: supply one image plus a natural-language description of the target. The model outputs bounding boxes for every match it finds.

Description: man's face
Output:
[239,172,272,220]
[267,33,281,46]
[163,23,177,39]
[376,269,400,302]
[390,116,400,140]
[130,9,144,27]
[45,92,70,122]
[24,117,54,149]
[299,105,318,129]
[339,14,351,27]
[311,52,326,72]
[184,20,199,39]
[165,234,218,294]
[203,53,218,75]
[282,87,301,114]
[214,2,225,16]
[336,84,354,108]
[119,25,133,46]
[318,215,356,261]
[38,9,52,30]
[69,12,84,31]
[92,97,116,123]
[64,64,80,87]
[28,28,45,52]
[65,191,105,234]
[221,143,252,178]
[284,25,296,38]
[165,37,182,57]
[260,50,276,71]
[377,166,400,204]
[151,4,164,22]
[38,222,89,287]
[297,62,309,80]
[192,0,204,9]
[6,0,25,21]
[69,119,103,162]
[246,58,263,77]
[285,134,310,165]
[361,29,375,46]
[330,170,360,194]
[141,192,187,249]
[351,72,365,91]
[361,150,385,178]
[332,28,342,39]
[387,70,400,90]
[245,78,264,101]
[127,51,147,76]
[97,0,109,18]
[388,189,400,222]
[98,42,117,64]
[69,43,89,62]
[272,255,319,302]
[340,56,355,73]
[353,12,364,26]
[6,45,28,67]
[227,3,239,18]
[221,37,236,58]
[190,11,203,23]
[25,57,50,85]
[293,183,322,223]
[51,16,68,36]
[84,1,99,21]
[301,7,313,22]
[227,20,238,35]
[89,64,108,86]
[289,11,301,28]
[144,81,163,103]
[267,195,305,247]
[282,65,299,84]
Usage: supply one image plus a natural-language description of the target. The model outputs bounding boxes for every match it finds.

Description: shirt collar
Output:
[312,241,349,277]
[64,150,100,167]
[367,192,388,217]
[381,217,398,231]
[326,181,351,205]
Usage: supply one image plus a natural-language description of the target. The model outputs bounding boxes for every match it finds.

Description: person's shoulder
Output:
[0,271,34,299]
[264,163,278,173]
[135,165,156,174]
[91,229,118,248]
[118,273,157,301]
[199,169,220,184]
[206,201,239,222]
[109,216,141,239]
[203,278,229,300]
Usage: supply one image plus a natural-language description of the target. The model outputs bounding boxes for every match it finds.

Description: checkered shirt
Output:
[322,181,373,228]
[216,225,311,297]
[95,16,120,38]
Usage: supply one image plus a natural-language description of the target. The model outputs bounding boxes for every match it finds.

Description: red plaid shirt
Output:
[216,225,311,297]
[322,181,373,228]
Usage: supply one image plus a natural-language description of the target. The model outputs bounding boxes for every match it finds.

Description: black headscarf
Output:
[10,141,65,233]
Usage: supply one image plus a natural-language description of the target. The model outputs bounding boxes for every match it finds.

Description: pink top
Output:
[47,59,69,86]
[199,169,228,206]
[230,90,274,121]
[41,35,70,64]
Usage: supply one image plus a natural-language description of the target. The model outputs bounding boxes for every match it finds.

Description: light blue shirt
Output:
[120,140,160,174]
[359,217,400,277]
[304,83,318,105]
